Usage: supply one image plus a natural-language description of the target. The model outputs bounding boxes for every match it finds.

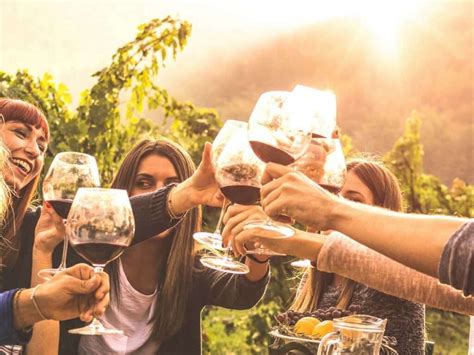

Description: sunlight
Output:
[352,0,428,56]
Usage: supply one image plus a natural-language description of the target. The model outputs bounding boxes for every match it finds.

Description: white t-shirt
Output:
[78,260,159,355]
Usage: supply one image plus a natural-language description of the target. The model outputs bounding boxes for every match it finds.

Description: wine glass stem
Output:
[57,236,69,270]
[214,198,229,234]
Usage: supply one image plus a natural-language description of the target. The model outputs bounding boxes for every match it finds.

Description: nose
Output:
[155,182,165,190]
[24,138,41,159]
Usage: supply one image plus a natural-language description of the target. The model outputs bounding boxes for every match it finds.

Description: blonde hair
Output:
[292,158,403,312]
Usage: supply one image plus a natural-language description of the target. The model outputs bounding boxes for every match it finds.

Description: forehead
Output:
[136,153,177,175]
[343,171,371,193]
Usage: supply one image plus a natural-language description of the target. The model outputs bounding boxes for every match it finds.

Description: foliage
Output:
[202,301,280,355]
[0,14,470,355]
[0,16,220,187]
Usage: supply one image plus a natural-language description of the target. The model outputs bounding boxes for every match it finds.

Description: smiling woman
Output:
[0,98,50,268]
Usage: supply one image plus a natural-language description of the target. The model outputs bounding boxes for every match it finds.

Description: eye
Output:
[135,179,153,189]
[38,143,47,153]
[14,128,27,138]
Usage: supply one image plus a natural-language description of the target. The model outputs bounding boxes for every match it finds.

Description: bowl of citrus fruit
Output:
[269,305,362,353]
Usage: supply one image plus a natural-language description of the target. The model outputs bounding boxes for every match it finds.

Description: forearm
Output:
[26,321,58,355]
[317,233,474,315]
[329,199,467,277]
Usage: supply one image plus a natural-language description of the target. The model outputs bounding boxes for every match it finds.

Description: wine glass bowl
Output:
[67,188,134,335]
[248,91,313,165]
[38,152,100,281]
[43,152,101,218]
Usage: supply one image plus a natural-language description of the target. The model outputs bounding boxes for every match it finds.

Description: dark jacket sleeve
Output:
[438,220,474,296]
[130,184,183,245]
[0,289,32,346]
[197,257,270,310]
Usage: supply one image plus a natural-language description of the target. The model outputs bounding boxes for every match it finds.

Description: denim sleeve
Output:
[438,220,474,296]
[0,289,32,346]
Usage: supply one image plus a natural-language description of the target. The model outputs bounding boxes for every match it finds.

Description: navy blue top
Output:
[0,288,32,346]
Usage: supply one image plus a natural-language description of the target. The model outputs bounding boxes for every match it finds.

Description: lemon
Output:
[294,317,321,336]
[311,320,334,338]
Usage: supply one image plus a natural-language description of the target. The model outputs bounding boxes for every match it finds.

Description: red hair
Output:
[0,98,50,141]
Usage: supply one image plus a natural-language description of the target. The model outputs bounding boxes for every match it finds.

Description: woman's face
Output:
[0,121,47,192]
[340,170,374,206]
[131,154,179,197]
[131,153,180,239]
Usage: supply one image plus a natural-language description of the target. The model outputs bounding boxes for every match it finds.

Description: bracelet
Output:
[13,288,26,327]
[166,184,185,220]
[31,285,49,320]
[246,254,270,264]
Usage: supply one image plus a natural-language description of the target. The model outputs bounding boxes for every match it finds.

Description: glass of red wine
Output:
[290,137,346,268]
[199,124,266,274]
[38,152,101,281]
[66,188,135,335]
[193,120,247,252]
[245,91,313,237]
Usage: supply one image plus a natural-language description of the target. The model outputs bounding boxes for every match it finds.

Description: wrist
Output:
[14,289,41,329]
[170,180,195,215]
[33,240,56,255]
[325,195,349,231]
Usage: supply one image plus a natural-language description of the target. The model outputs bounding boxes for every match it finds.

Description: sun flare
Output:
[352,0,427,56]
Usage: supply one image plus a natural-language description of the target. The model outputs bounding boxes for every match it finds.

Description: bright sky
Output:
[0,0,431,99]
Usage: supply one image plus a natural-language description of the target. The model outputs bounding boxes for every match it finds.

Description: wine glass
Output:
[245,91,313,237]
[199,124,266,274]
[290,137,346,268]
[67,188,135,335]
[193,120,247,252]
[289,85,337,139]
[38,152,101,280]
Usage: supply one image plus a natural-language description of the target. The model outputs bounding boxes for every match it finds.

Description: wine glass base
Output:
[246,248,285,257]
[38,268,63,281]
[200,256,249,274]
[290,259,313,268]
[244,220,295,238]
[193,232,225,251]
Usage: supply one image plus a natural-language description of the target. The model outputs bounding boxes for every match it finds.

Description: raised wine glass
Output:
[290,137,346,268]
[67,188,135,335]
[38,152,100,280]
[193,120,247,252]
[245,91,313,237]
[199,124,266,274]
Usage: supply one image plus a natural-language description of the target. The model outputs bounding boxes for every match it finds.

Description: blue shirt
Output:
[0,289,32,346]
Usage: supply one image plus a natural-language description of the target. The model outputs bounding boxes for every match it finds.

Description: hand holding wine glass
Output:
[193,120,248,251]
[38,152,100,280]
[245,90,314,237]
[199,123,266,274]
[66,188,134,335]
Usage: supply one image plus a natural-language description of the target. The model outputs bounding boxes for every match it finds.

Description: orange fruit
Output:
[294,317,321,336]
[311,320,335,338]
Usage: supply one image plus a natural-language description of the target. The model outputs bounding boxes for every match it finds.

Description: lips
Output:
[10,157,33,175]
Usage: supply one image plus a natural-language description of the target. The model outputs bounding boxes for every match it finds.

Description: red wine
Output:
[249,141,295,166]
[71,242,128,266]
[320,184,341,195]
[311,133,326,139]
[47,199,73,219]
[220,185,260,205]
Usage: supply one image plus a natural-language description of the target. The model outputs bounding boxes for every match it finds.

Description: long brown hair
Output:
[109,138,201,343]
[292,158,403,312]
[0,98,49,267]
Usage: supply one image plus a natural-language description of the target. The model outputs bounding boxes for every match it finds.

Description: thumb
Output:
[201,142,213,169]
[261,163,292,184]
